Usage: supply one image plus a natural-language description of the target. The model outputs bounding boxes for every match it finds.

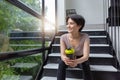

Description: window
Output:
[0,0,56,52]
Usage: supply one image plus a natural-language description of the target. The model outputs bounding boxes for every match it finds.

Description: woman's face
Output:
[66,18,80,33]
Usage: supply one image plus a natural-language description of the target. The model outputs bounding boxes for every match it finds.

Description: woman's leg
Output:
[57,60,67,80]
[81,60,93,80]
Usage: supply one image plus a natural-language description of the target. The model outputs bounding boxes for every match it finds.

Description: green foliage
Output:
[0,0,42,33]
[1,75,20,80]
[0,62,18,80]
[8,54,42,65]
[0,0,14,33]
[21,0,41,12]
[0,54,42,79]
[7,54,42,78]
[10,40,42,51]
[10,40,42,44]
[0,0,43,79]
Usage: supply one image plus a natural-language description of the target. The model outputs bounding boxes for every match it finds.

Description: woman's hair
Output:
[66,14,85,32]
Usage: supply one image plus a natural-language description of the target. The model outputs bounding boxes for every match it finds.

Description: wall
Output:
[65,0,104,25]
[57,0,66,26]
[57,0,105,25]
[57,0,105,29]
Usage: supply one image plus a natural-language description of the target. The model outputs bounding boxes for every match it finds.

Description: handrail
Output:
[6,0,42,19]
[104,0,120,68]
[6,0,56,27]
[0,33,55,61]
[0,47,50,61]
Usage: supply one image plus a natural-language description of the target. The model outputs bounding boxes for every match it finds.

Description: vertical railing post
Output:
[116,0,120,68]
[55,0,58,34]
[41,0,45,63]
[35,1,46,80]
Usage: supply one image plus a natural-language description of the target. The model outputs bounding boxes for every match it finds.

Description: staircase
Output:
[41,26,120,80]
[1,31,43,80]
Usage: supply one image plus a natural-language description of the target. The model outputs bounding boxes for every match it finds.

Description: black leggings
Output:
[57,59,93,80]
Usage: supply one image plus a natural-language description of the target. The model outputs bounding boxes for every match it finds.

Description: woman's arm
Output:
[60,38,66,59]
[60,37,72,65]
[69,37,90,67]
[77,37,90,63]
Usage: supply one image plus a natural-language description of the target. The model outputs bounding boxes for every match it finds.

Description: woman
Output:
[57,14,93,80]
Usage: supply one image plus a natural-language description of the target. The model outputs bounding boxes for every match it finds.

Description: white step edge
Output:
[49,53,113,58]
[58,29,105,32]
[41,76,83,80]
[89,36,107,38]
[52,44,109,47]
[82,29,105,31]
[55,36,107,38]
[90,44,109,47]
[11,63,38,68]
[43,63,118,72]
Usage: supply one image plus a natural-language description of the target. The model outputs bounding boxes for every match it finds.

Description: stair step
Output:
[57,30,106,36]
[41,76,83,80]
[54,36,108,44]
[44,63,118,72]
[48,53,115,65]
[90,36,107,38]
[59,24,105,31]
[55,35,107,38]
[49,53,113,58]
[90,54,113,58]
[2,75,32,80]
[11,63,38,68]
[90,65,118,72]
[52,44,110,53]
[52,44,109,47]
[90,44,109,47]
[58,29,105,32]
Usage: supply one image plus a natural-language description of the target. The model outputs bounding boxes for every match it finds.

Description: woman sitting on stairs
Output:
[57,14,93,80]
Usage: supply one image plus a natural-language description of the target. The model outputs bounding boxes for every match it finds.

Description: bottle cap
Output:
[65,48,75,54]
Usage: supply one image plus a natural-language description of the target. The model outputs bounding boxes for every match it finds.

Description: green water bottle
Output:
[65,48,75,59]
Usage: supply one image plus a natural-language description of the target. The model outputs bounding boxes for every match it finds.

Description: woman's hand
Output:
[61,56,71,65]
[68,59,78,67]
[62,56,78,67]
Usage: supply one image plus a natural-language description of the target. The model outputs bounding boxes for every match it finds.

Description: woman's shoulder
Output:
[81,33,89,37]
[81,33,89,39]
[60,33,69,42]
[60,33,68,38]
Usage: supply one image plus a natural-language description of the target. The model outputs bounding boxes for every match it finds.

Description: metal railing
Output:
[0,34,55,80]
[104,0,120,67]
[0,0,57,80]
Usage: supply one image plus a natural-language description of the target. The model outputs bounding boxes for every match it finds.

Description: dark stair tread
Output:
[44,63,118,72]
[41,76,83,80]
